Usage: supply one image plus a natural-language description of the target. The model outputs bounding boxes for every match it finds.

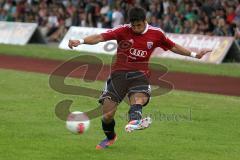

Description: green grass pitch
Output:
[0,69,240,160]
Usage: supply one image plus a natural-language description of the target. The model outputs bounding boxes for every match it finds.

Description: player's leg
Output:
[125,92,152,132]
[96,98,118,149]
[125,71,152,132]
[128,92,148,120]
[96,72,127,149]
[101,98,118,140]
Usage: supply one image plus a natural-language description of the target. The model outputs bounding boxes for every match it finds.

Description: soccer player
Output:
[68,7,211,149]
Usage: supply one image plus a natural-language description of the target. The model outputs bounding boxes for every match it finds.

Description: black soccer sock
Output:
[128,104,143,121]
[102,119,116,140]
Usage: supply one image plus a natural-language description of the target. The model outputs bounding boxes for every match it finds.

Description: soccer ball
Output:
[66,111,90,134]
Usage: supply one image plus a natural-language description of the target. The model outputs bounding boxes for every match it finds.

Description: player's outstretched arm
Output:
[68,34,105,49]
[170,43,212,59]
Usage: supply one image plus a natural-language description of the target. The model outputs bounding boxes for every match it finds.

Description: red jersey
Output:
[101,24,175,75]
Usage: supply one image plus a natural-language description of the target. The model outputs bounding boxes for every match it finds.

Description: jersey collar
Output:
[141,23,149,34]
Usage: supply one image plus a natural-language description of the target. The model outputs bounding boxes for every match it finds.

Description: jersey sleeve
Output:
[157,31,175,51]
[101,25,126,41]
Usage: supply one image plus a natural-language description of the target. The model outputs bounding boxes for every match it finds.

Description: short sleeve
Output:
[101,25,127,41]
[157,31,175,51]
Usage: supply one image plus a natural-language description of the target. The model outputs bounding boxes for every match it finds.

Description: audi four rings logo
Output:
[129,48,147,57]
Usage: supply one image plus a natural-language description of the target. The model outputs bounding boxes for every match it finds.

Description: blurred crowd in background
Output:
[0,0,240,44]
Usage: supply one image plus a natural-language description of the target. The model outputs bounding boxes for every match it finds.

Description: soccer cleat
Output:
[96,134,117,150]
[125,117,152,132]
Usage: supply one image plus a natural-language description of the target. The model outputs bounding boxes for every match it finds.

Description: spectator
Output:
[150,16,159,27]
[226,6,236,24]
[46,10,59,37]
[213,17,227,36]
[0,0,240,43]
[71,6,80,26]
[203,14,215,35]
[112,6,123,27]
[85,0,96,27]
[234,2,240,24]
[163,14,174,33]
[0,7,7,21]
[182,19,192,34]
[235,22,240,45]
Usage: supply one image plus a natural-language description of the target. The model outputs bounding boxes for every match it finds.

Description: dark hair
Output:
[128,7,146,23]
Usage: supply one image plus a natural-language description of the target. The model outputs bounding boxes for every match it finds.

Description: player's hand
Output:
[196,50,212,59]
[68,40,80,49]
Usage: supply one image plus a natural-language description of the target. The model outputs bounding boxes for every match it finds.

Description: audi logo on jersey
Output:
[129,48,147,57]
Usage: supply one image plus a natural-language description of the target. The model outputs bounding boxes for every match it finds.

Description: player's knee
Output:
[103,97,117,106]
[130,93,148,105]
[135,97,147,105]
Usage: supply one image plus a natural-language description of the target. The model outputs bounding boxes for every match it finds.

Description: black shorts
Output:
[99,71,151,106]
